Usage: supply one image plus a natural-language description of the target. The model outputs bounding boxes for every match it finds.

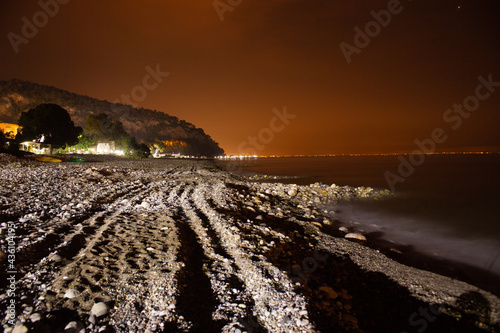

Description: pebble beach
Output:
[1,154,499,333]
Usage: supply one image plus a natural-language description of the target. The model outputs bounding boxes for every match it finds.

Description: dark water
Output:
[217,154,500,275]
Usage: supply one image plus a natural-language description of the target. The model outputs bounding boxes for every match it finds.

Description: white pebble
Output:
[64,321,85,332]
[91,302,110,317]
[12,324,28,333]
[64,289,80,299]
[30,313,42,322]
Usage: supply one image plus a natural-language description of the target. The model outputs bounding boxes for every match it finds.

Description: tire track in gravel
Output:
[0,183,151,320]
[167,184,261,332]
[190,207,267,333]
[6,182,186,331]
[14,182,147,270]
[176,214,223,332]
[192,183,315,333]
[39,205,185,332]
[106,210,183,332]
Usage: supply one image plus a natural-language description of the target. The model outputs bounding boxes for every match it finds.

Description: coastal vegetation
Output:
[16,103,82,147]
[0,79,224,157]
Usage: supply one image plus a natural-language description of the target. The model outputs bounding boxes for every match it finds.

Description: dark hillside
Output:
[0,79,223,156]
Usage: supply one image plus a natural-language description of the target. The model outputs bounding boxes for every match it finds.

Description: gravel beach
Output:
[1,154,499,333]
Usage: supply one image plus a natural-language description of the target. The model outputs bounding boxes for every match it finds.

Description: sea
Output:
[216,154,500,280]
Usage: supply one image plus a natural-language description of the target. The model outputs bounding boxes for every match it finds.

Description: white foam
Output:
[329,201,500,276]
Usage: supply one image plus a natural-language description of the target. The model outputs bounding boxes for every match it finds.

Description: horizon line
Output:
[220,151,499,158]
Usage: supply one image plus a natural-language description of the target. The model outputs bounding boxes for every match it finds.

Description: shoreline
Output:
[0,154,499,332]
[224,163,500,298]
[243,179,500,293]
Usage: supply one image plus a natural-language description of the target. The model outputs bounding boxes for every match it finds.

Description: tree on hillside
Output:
[84,114,128,143]
[81,114,150,156]
[17,104,82,147]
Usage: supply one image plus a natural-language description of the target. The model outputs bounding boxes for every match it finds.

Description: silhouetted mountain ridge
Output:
[0,79,224,156]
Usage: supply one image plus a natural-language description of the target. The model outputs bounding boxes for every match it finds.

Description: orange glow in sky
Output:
[1,0,499,155]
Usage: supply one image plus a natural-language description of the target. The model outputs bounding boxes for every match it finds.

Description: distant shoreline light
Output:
[216,151,498,159]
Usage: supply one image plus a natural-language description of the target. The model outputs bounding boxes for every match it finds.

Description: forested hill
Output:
[0,79,224,156]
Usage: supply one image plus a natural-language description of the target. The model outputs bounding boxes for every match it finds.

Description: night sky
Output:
[1,0,499,155]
